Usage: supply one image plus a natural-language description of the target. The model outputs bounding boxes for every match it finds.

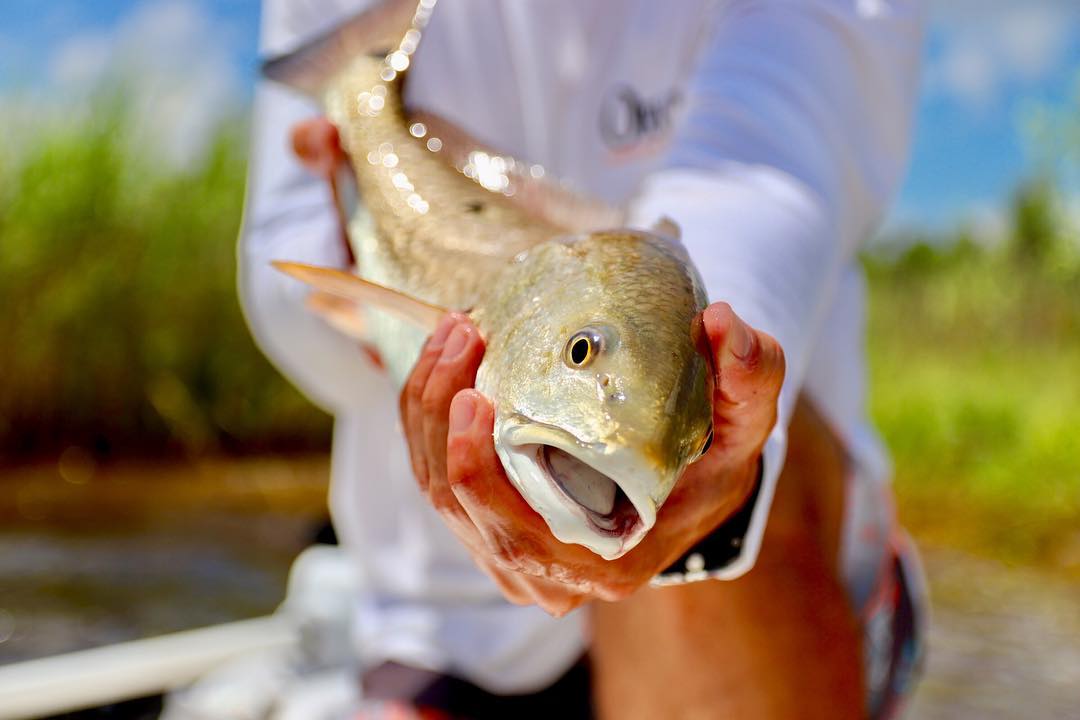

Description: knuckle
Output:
[544,595,582,618]
[447,454,481,491]
[596,581,636,602]
[506,585,537,607]
[501,586,534,606]
[420,384,446,417]
[499,532,552,572]
[761,335,786,376]
[490,537,525,570]
[486,532,548,575]
[402,373,426,410]
[539,598,567,617]
[429,487,458,514]
[772,348,787,386]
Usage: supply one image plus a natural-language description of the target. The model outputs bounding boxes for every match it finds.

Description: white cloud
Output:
[996,6,1072,82]
[937,39,996,108]
[927,0,1078,110]
[48,32,111,88]
[44,0,242,168]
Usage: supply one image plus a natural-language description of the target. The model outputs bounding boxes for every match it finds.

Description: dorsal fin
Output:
[273,261,450,332]
[651,216,682,243]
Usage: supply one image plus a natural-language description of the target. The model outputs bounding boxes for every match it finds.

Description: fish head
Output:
[477,230,713,560]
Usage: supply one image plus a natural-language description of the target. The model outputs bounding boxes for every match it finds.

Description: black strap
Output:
[656,457,763,580]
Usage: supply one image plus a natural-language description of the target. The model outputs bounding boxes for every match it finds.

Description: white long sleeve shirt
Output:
[240,0,923,692]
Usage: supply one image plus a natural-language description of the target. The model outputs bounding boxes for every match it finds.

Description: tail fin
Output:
[261,0,434,96]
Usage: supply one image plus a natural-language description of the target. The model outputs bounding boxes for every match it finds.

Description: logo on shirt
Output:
[598,84,683,157]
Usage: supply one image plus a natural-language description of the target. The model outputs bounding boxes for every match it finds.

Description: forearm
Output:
[591,396,861,720]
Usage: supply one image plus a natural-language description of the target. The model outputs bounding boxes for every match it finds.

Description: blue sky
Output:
[2,0,1078,233]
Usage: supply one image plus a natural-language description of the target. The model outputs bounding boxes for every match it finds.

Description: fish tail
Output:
[261,0,437,96]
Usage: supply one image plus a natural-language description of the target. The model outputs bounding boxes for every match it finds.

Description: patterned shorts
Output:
[844,469,929,719]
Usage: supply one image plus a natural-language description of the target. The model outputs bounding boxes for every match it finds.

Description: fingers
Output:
[701,302,786,456]
[290,117,345,178]
[442,392,590,616]
[421,324,485,506]
[399,313,464,490]
[444,391,652,613]
[448,391,583,578]
[445,395,633,605]
[480,559,588,617]
[399,311,484,524]
[446,391,555,566]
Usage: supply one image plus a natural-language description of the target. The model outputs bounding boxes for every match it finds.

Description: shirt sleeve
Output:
[629,0,925,578]
[239,1,386,414]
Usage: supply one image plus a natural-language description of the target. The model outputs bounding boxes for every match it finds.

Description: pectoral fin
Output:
[273,261,448,332]
[305,291,368,340]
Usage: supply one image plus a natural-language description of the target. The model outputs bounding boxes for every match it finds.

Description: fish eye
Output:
[564,328,603,368]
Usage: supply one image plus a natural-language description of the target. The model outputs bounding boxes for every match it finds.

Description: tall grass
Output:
[0,107,330,460]
[865,182,1080,568]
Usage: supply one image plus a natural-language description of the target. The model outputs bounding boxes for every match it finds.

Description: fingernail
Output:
[730,319,754,360]
[428,316,456,351]
[449,394,476,433]
[442,324,469,361]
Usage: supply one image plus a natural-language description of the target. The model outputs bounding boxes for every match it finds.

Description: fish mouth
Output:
[537,445,640,537]
[493,416,659,560]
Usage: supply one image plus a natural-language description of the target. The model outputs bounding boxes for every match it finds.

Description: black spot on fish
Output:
[465,201,485,214]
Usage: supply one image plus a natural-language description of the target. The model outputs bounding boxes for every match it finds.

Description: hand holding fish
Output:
[401,304,783,616]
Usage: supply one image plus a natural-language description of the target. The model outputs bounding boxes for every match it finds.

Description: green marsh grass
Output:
[0,108,330,459]
[866,184,1080,570]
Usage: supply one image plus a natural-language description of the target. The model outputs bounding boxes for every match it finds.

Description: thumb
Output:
[701,302,785,456]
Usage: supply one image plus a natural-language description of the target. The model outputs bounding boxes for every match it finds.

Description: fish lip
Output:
[493,414,658,559]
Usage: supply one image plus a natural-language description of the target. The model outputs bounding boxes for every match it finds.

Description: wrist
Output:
[651,455,764,586]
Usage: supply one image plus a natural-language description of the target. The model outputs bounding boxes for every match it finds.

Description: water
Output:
[0,457,329,664]
[0,517,314,663]
[2,459,1078,717]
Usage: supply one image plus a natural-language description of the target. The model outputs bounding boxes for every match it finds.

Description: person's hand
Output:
[291,116,347,179]
[401,304,784,616]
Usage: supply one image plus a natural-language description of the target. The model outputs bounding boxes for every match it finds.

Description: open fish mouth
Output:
[537,445,640,537]
[494,416,658,559]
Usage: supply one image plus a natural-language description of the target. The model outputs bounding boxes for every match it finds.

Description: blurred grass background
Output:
[0,102,331,460]
[866,180,1080,573]
[0,95,1078,576]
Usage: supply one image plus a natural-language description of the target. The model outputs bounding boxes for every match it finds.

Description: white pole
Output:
[0,615,296,720]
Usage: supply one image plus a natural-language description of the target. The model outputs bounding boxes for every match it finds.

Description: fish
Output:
[264,0,713,560]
